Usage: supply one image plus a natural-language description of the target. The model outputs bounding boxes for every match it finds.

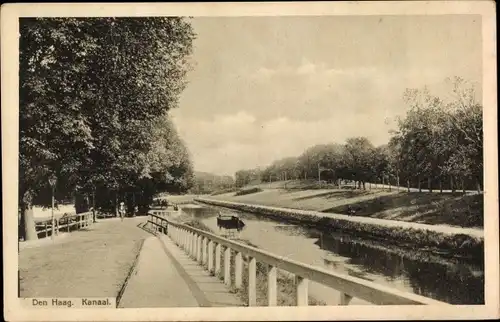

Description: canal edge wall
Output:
[194,197,484,259]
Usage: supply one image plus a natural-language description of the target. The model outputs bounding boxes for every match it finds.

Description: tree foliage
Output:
[236,77,483,192]
[19,17,195,238]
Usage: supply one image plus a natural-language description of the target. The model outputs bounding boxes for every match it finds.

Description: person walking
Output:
[119,201,126,221]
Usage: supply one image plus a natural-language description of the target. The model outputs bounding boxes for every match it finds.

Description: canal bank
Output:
[194,198,483,261]
[178,202,484,305]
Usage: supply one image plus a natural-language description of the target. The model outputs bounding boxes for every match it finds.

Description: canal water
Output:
[180,204,484,305]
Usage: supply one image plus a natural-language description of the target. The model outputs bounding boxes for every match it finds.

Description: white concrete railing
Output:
[34,211,94,239]
[147,213,448,306]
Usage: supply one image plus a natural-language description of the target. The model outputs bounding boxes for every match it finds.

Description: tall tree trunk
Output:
[382,176,385,189]
[450,176,455,193]
[418,177,421,192]
[396,175,400,192]
[407,179,410,192]
[462,178,465,194]
[428,177,432,192]
[388,178,391,191]
[362,181,366,190]
[439,179,443,193]
[20,201,38,241]
[115,191,119,217]
[476,178,482,193]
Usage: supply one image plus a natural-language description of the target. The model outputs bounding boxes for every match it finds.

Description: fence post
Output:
[215,243,221,276]
[248,257,257,306]
[224,247,231,286]
[235,252,243,289]
[191,233,196,258]
[202,237,208,266]
[267,265,277,306]
[197,236,202,263]
[186,232,191,255]
[208,241,214,274]
[339,292,353,305]
[295,275,309,306]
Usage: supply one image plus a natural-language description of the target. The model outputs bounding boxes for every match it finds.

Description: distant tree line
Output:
[235,77,483,193]
[19,17,196,239]
[191,172,235,194]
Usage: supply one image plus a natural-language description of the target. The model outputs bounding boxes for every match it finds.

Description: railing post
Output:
[186,231,191,254]
[248,257,257,306]
[224,247,231,286]
[184,230,188,249]
[197,236,202,263]
[191,233,196,258]
[67,218,70,232]
[208,241,214,274]
[235,252,243,289]
[295,275,309,306]
[202,237,208,267]
[45,222,48,238]
[339,292,353,305]
[215,243,221,276]
[268,265,277,306]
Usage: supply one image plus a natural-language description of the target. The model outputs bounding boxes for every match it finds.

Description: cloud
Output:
[175,62,481,176]
[171,111,396,176]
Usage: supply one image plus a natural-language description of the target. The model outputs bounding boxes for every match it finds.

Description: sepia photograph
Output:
[2,1,498,321]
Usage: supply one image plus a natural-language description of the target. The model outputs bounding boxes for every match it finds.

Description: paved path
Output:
[118,236,199,307]
[119,231,243,307]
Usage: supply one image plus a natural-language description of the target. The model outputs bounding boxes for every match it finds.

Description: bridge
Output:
[19,208,449,307]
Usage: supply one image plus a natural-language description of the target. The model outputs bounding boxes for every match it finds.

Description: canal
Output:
[180,204,484,305]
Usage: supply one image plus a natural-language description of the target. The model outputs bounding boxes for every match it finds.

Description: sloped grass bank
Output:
[195,198,483,261]
[324,192,483,228]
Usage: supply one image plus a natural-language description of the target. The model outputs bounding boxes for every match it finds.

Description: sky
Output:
[169,15,482,176]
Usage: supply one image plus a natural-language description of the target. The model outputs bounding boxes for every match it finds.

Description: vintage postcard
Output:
[2,1,498,321]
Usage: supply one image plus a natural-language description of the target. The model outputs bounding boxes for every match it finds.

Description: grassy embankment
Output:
[198,188,483,259]
[181,219,326,306]
[208,184,483,228]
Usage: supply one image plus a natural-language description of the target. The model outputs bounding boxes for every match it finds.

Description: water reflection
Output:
[181,204,484,304]
[315,232,484,304]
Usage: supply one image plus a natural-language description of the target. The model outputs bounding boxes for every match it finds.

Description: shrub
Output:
[235,187,263,196]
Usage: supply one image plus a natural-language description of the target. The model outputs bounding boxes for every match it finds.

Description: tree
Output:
[343,137,376,189]
[393,77,483,192]
[19,17,195,240]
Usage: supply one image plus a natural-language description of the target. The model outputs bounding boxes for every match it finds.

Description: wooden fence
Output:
[34,211,94,239]
[147,212,448,306]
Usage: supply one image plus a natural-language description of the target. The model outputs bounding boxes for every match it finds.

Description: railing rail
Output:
[34,211,94,239]
[147,212,448,307]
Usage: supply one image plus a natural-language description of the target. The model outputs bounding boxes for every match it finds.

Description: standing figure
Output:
[119,201,126,221]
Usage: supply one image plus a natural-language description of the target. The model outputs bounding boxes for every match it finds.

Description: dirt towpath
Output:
[19,217,150,298]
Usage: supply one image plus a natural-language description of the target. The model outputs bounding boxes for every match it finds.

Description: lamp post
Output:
[48,174,57,240]
[92,185,96,223]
